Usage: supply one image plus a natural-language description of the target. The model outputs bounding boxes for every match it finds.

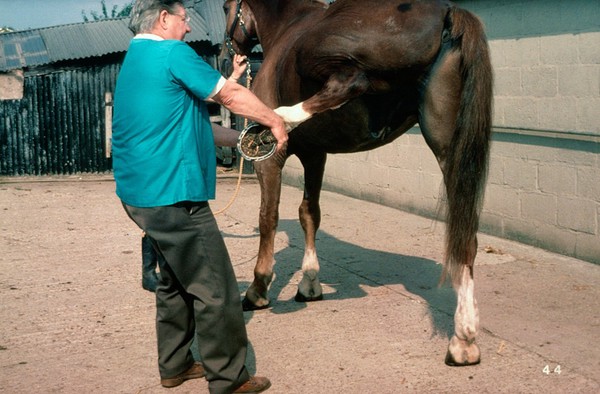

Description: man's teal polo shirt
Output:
[112,36,224,207]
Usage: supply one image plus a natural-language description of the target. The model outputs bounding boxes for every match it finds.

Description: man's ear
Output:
[158,10,170,30]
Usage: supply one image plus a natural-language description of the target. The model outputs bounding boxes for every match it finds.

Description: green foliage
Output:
[82,0,134,22]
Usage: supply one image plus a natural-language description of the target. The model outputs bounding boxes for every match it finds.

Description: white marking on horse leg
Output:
[297,247,322,300]
[455,265,479,342]
[446,265,481,365]
[302,247,319,272]
[274,103,312,130]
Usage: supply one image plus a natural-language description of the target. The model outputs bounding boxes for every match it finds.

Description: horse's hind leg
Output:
[274,69,371,128]
[294,152,327,302]
[446,264,480,366]
[419,29,486,365]
[422,100,482,365]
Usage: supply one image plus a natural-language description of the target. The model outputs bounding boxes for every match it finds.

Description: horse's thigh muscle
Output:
[419,49,462,167]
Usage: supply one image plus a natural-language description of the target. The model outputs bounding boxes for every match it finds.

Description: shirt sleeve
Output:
[208,77,227,99]
[167,42,224,100]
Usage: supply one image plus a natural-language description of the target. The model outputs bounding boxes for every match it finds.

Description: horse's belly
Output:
[289,99,417,154]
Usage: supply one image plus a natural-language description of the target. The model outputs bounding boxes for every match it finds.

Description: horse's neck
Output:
[244,0,276,52]
[248,0,327,53]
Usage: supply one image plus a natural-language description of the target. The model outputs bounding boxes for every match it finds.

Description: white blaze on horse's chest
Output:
[274,102,312,130]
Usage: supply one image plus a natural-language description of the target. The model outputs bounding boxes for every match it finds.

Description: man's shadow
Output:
[231,218,457,373]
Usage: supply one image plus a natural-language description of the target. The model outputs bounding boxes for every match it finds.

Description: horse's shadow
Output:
[236,218,456,339]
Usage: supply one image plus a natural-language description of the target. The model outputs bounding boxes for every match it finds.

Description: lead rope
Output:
[214,63,252,215]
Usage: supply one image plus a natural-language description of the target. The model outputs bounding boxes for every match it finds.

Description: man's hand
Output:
[229,54,248,82]
[212,81,290,153]
[269,116,288,153]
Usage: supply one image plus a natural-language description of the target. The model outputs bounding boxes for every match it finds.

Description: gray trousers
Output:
[123,201,250,393]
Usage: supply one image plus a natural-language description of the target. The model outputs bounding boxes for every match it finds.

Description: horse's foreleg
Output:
[295,153,327,302]
[446,264,481,366]
[242,159,284,311]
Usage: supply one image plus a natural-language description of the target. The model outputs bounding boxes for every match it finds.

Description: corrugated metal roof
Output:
[0,8,213,72]
[39,17,134,63]
[193,0,227,46]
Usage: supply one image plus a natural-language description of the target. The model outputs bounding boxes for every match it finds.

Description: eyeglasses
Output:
[172,13,190,23]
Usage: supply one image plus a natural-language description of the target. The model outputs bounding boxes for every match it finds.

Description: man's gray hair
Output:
[128,0,184,34]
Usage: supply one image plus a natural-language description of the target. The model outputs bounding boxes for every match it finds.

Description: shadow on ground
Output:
[232,219,457,341]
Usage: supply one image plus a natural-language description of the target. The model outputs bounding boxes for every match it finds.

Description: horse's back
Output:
[257,0,453,102]
[296,0,451,77]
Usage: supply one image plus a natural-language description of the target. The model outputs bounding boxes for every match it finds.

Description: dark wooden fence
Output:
[1,64,120,175]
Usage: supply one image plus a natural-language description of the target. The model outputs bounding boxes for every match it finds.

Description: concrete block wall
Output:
[482,132,599,263]
[485,0,600,133]
[281,0,600,264]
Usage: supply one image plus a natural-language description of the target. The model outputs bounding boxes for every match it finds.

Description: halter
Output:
[224,0,259,58]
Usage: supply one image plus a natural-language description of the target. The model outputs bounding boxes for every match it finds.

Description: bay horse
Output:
[223,0,493,366]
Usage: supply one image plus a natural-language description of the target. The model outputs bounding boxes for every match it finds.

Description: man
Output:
[139,54,250,294]
[112,1,287,392]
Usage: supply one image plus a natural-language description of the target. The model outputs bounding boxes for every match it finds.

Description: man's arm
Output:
[212,81,288,153]
[212,123,239,147]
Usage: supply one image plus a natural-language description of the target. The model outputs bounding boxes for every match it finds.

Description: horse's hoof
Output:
[294,291,324,302]
[445,351,481,366]
[444,337,481,366]
[242,297,270,311]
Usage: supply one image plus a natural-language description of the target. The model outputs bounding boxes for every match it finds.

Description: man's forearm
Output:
[212,123,239,147]
[213,82,280,130]
[212,81,288,152]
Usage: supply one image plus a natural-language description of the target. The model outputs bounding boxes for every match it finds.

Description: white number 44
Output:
[543,365,561,375]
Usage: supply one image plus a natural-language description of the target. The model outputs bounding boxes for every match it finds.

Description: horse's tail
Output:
[441,7,493,286]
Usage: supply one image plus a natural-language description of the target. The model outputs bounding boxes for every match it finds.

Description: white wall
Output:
[282,0,600,264]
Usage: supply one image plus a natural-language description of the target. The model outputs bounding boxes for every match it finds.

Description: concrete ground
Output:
[1,174,599,393]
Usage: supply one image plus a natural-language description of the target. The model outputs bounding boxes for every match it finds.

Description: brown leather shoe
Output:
[233,376,271,393]
[160,361,206,388]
